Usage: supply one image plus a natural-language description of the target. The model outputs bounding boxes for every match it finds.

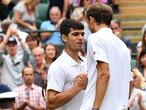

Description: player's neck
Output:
[64,49,80,63]
[95,24,108,32]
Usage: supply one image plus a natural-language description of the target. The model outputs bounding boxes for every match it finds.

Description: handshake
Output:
[74,73,88,90]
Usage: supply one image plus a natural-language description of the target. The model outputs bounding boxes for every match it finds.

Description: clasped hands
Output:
[74,73,88,90]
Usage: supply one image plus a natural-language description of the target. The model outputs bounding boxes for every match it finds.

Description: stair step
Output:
[126,35,142,42]
[121,20,146,27]
[119,0,146,6]
[113,14,146,20]
[120,6,146,14]
[116,0,146,43]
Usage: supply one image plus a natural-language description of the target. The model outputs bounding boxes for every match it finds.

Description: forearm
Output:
[93,72,110,109]
[129,81,133,99]
[0,35,9,50]
[62,0,69,17]
[23,48,30,66]
[16,103,27,110]
[14,18,31,29]
[139,104,146,110]
[48,85,82,109]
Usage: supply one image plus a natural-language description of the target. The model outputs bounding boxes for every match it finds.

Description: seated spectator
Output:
[138,49,146,80]
[129,68,146,110]
[14,66,46,110]
[0,27,29,89]
[71,0,93,21]
[40,6,64,46]
[32,47,47,87]
[25,34,41,67]
[44,44,58,70]
[0,84,17,110]
[110,19,132,48]
[48,0,70,19]
[13,0,40,31]
[136,26,146,67]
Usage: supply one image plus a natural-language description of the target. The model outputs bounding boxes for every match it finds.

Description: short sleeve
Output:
[47,63,65,92]
[14,2,25,14]
[89,36,108,64]
[40,21,56,31]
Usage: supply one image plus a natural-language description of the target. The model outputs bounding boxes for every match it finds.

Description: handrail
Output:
[23,30,58,33]
[0,26,142,33]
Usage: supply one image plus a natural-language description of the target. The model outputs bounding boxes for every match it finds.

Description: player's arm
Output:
[93,61,110,109]
[47,73,88,110]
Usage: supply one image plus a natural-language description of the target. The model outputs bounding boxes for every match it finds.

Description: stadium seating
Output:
[35,3,48,29]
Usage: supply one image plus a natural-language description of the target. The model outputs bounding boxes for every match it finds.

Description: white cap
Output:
[0,91,18,99]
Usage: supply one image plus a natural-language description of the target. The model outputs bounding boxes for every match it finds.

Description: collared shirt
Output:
[80,28,132,110]
[47,51,87,110]
[14,84,46,110]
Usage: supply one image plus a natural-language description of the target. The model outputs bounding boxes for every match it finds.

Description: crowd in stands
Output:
[1,0,146,110]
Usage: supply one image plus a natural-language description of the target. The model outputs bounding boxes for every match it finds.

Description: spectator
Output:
[71,0,93,21]
[25,34,41,67]
[0,27,29,89]
[0,84,17,110]
[129,68,146,110]
[48,0,70,18]
[47,19,88,110]
[14,66,46,110]
[1,20,28,55]
[110,19,132,49]
[138,49,146,80]
[44,44,58,70]
[40,6,64,46]
[136,28,146,68]
[32,47,47,87]
[13,0,40,31]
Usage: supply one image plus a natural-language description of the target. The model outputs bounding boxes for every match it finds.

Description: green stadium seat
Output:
[41,0,48,3]
[35,3,48,29]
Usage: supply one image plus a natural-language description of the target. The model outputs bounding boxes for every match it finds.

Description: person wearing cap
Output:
[0,26,29,90]
[14,66,46,110]
[0,84,17,110]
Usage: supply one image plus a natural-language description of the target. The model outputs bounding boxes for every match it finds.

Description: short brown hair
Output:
[86,2,113,26]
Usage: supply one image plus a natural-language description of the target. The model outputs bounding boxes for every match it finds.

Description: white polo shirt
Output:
[47,51,87,110]
[80,28,132,110]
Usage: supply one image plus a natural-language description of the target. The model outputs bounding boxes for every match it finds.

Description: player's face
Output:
[63,29,84,51]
